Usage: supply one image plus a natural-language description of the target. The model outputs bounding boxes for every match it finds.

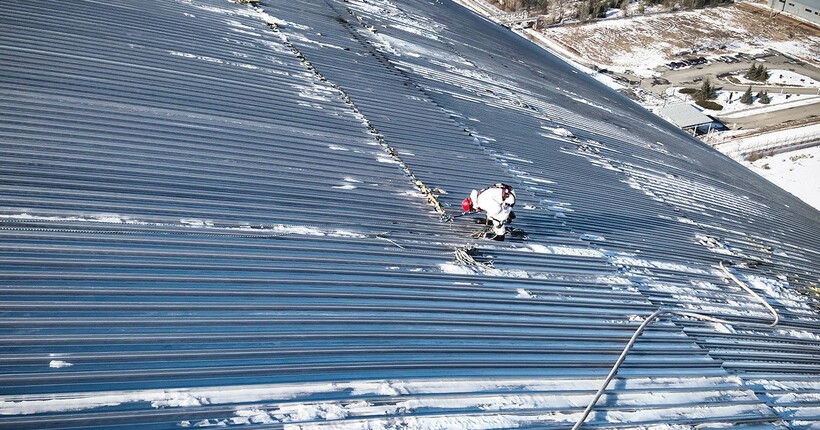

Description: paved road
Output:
[718,102,820,130]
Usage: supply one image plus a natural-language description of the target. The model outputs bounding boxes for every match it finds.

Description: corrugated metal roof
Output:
[658,103,714,129]
[0,0,818,429]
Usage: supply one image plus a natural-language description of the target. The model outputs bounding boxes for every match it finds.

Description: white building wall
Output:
[769,0,820,24]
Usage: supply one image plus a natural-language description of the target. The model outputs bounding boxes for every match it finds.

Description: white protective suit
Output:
[470,184,516,237]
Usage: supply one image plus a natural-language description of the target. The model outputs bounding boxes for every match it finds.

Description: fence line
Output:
[719,131,820,160]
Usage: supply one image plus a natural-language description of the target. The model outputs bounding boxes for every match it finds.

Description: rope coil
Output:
[454,246,493,268]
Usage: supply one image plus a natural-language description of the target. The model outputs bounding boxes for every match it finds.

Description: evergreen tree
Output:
[697,77,717,100]
[577,2,589,20]
[755,64,769,82]
[592,0,603,18]
[758,90,770,104]
[744,64,769,82]
[740,86,754,104]
[743,64,757,80]
[523,0,550,11]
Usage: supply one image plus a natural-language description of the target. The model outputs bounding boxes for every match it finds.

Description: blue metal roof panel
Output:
[0,0,818,428]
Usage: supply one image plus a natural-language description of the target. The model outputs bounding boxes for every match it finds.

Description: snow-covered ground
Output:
[711,124,820,157]
[708,123,820,211]
[733,69,820,88]
[666,86,820,116]
[718,94,820,119]
[539,3,820,79]
[704,124,820,159]
[746,146,820,210]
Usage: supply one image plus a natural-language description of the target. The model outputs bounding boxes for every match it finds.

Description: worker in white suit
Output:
[461,183,516,240]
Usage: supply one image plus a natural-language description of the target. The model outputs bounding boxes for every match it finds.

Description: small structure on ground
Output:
[658,103,716,135]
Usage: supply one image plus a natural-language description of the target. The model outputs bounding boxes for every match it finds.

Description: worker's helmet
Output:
[461,197,473,212]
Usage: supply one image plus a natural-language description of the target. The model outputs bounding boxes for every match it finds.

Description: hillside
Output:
[541,2,820,78]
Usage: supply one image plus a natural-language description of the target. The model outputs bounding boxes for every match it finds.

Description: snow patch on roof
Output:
[271,402,348,422]
[743,274,814,315]
[180,218,215,228]
[516,288,534,298]
[1,213,369,239]
[526,177,554,184]
[524,244,605,258]
[542,126,575,138]
[220,389,765,428]
[0,213,127,223]
[375,154,400,164]
[48,360,73,369]
[2,375,749,416]
[609,255,711,275]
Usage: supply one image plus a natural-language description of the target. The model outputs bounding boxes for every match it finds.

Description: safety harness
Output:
[481,183,515,206]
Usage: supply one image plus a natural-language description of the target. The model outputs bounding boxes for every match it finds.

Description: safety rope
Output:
[454,245,494,268]
[570,260,781,430]
[471,224,494,240]
[571,309,664,430]
[264,5,452,223]
[0,222,292,240]
[718,260,779,327]
[0,219,372,241]
[375,232,405,249]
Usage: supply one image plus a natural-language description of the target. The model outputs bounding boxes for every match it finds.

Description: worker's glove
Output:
[506,212,516,224]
